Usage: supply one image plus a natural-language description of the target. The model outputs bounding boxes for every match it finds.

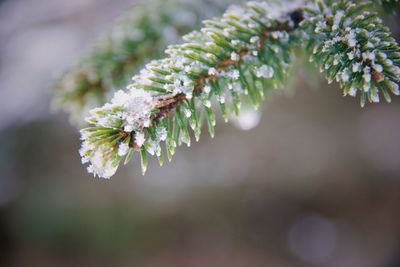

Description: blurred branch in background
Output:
[52,0,244,124]
[0,0,133,130]
[0,0,399,267]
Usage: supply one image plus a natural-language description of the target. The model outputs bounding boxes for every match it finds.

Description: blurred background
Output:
[0,0,400,266]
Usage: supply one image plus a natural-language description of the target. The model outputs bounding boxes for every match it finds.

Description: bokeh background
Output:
[0,0,400,266]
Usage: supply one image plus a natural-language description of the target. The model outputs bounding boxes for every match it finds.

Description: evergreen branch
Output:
[53,0,242,124]
[372,0,399,14]
[302,0,400,106]
[78,0,400,179]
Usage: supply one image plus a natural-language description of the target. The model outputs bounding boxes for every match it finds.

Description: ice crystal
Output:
[203,100,212,108]
[230,70,240,80]
[118,142,130,156]
[348,87,357,97]
[156,126,168,141]
[208,67,218,76]
[86,145,118,179]
[231,52,240,61]
[256,65,274,79]
[135,132,146,147]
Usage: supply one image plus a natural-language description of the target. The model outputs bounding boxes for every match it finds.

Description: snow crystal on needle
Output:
[113,88,154,132]
[87,145,118,179]
[118,142,130,156]
[256,65,274,78]
[135,132,146,147]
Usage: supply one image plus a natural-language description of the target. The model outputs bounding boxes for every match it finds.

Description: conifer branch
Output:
[302,0,400,106]
[53,0,240,124]
[373,0,399,14]
[78,0,400,179]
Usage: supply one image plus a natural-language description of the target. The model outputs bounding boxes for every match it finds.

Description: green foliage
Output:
[302,0,400,106]
[53,0,242,124]
[76,0,399,179]
[373,0,399,14]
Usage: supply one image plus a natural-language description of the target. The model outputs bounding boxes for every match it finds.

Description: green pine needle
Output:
[76,0,399,179]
